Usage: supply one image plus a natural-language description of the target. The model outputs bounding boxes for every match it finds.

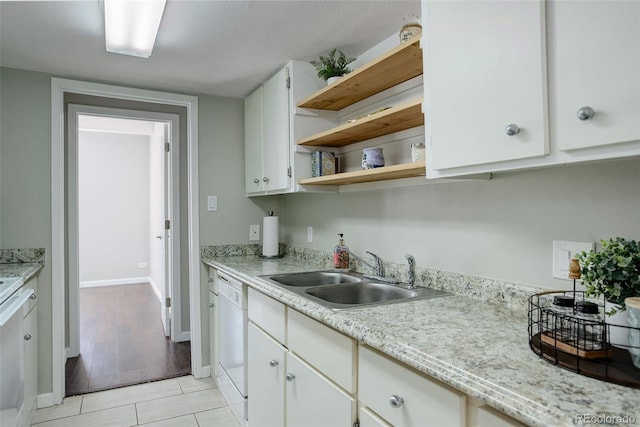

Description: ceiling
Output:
[0,0,420,99]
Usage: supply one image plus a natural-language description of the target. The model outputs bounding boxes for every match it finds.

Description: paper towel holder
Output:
[259,211,285,258]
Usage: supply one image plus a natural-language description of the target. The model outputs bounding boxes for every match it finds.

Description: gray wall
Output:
[0,66,274,394]
[0,67,53,392]
[282,158,640,291]
[78,131,151,283]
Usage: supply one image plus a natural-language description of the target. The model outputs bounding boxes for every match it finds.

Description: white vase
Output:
[605,303,629,348]
[626,297,640,369]
[326,76,341,85]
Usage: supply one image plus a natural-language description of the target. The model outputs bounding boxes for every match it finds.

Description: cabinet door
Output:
[286,352,356,427]
[245,86,264,194]
[360,406,392,427]
[550,0,640,151]
[248,323,286,427]
[262,66,291,192]
[209,290,218,377]
[425,0,548,170]
[23,305,37,427]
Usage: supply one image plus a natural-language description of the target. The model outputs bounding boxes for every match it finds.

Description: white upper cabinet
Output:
[424,0,548,171]
[244,86,264,194]
[549,0,640,151]
[244,67,291,195]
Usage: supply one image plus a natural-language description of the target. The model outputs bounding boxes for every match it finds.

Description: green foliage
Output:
[309,48,356,81]
[576,237,640,314]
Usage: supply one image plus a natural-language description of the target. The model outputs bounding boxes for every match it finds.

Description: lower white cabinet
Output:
[359,406,391,427]
[208,268,219,378]
[248,322,286,427]
[286,352,356,427]
[22,277,38,427]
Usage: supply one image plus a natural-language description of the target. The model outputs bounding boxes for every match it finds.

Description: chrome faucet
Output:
[366,251,384,277]
[364,251,399,284]
[405,254,416,289]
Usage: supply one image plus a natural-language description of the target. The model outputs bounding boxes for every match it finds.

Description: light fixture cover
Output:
[104,0,167,58]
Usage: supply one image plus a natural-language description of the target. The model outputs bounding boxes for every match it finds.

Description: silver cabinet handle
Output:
[156,235,162,240]
[389,395,404,408]
[577,106,595,120]
[30,293,37,300]
[269,360,279,368]
[286,373,295,382]
[207,277,213,283]
[219,275,229,283]
[253,178,260,184]
[505,124,520,136]
[208,303,214,308]
[263,177,269,183]
[24,334,32,341]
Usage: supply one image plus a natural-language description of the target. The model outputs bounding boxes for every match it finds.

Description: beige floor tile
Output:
[195,407,241,427]
[177,375,216,393]
[139,413,199,427]
[32,395,83,424]
[82,378,182,414]
[136,388,226,425]
[31,405,136,427]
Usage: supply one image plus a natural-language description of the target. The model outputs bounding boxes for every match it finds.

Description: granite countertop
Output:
[202,255,640,427]
[0,262,44,303]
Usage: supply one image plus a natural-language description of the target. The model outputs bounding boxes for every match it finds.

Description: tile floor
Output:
[31,375,241,427]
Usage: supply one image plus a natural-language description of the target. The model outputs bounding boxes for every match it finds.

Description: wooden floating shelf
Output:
[297,98,424,148]
[297,38,423,111]
[299,162,426,186]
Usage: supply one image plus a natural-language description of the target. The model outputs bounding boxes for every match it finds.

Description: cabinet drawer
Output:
[248,288,286,344]
[359,406,392,427]
[207,267,217,293]
[359,345,466,427]
[472,404,525,427]
[288,308,356,393]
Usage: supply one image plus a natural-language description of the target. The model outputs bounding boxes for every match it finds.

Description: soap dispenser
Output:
[333,233,350,270]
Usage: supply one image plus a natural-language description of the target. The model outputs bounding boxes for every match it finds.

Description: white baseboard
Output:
[37,392,63,409]
[147,277,162,302]
[178,330,191,342]
[79,277,152,288]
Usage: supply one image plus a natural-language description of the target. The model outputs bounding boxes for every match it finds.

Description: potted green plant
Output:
[310,48,356,85]
[576,237,640,314]
[576,237,640,347]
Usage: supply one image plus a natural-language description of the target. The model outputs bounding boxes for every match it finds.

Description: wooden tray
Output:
[540,332,612,359]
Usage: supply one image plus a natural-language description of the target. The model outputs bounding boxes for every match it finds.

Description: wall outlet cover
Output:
[249,224,260,241]
[207,195,218,212]
[552,240,594,280]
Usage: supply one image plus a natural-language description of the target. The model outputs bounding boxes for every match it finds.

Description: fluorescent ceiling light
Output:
[104,0,167,58]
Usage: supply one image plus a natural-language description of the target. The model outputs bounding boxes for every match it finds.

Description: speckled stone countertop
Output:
[202,255,640,427]
[0,262,43,283]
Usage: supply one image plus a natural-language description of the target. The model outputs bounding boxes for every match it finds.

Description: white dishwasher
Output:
[217,271,248,424]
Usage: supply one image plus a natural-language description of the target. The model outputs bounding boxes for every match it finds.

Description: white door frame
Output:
[49,78,202,407]
[66,104,182,358]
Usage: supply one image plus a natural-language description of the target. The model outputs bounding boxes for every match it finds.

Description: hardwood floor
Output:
[65,283,191,396]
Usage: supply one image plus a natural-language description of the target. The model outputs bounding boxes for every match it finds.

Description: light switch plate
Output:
[207,196,218,212]
[552,240,594,280]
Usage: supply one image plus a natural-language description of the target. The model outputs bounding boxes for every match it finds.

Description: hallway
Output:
[65,283,191,395]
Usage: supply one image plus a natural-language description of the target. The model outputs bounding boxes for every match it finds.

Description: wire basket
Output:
[528,290,640,388]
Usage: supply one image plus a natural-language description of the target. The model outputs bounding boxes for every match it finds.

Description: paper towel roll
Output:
[262,216,279,257]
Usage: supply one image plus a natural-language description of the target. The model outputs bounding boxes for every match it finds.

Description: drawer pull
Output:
[207,277,213,283]
[30,293,37,300]
[269,359,279,368]
[389,395,404,408]
[505,123,520,136]
[286,373,295,382]
[577,106,595,120]
[24,334,32,341]
[208,303,215,308]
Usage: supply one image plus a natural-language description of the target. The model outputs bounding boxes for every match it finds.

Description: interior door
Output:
[163,121,180,340]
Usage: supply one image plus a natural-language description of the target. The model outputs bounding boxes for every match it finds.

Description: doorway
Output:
[50,78,203,407]
[66,111,191,396]
[65,107,189,394]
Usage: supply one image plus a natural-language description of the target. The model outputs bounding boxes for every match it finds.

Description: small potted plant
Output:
[576,237,640,347]
[310,48,356,85]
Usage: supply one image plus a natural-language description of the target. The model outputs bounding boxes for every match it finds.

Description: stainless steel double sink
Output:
[261,270,450,310]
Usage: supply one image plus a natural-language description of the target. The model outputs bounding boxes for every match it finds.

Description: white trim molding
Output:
[79,277,154,288]
[50,77,202,406]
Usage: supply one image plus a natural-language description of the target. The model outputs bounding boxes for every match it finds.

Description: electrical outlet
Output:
[249,224,260,241]
[307,226,313,243]
[552,240,594,280]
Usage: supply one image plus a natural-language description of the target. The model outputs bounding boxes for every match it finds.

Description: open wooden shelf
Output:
[299,162,426,186]
[297,98,424,148]
[297,38,423,111]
